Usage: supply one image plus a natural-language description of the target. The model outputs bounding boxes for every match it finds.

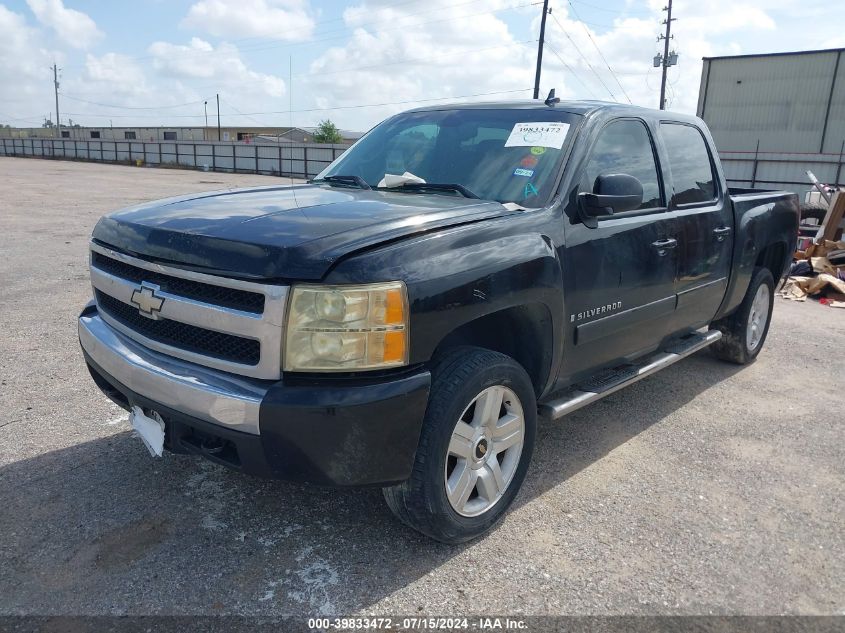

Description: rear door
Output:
[658,122,733,331]
[558,117,678,385]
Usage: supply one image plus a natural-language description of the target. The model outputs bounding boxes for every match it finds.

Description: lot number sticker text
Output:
[504,122,570,149]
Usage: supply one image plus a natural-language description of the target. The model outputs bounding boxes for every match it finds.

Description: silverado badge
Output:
[570,301,622,323]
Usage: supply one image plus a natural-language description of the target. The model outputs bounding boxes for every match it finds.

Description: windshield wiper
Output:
[382,182,480,199]
[311,175,371,190]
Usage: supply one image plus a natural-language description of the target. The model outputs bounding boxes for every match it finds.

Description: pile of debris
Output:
[780,182,845,307]
[781,239,845,305]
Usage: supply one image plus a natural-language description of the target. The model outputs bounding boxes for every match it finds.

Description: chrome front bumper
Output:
[79,310,268,435]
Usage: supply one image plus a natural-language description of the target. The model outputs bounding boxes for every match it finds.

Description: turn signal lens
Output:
[381,330,407,364]
[383,288,405,325]
[284,282,409,372]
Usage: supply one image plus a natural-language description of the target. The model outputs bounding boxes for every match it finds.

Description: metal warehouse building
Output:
[697,47,845,197]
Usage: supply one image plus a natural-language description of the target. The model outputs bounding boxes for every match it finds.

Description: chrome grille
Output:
[91,251,265,313]
[89,242,288,379]
[96,291,261,365]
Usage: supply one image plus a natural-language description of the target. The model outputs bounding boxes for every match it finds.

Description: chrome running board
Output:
[539,330,722,420]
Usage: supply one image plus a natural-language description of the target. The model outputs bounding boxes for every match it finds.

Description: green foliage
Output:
[313,119,343,144]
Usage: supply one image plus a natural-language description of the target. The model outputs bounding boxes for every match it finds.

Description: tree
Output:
[313,119,342,144]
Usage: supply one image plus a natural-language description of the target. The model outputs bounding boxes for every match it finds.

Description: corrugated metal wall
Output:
[698,49,844,153]
[697,49,845,198]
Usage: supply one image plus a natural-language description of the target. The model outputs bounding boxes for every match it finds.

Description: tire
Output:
[710,266,775,364]
[383,347,536,544]
[799,203,827,225]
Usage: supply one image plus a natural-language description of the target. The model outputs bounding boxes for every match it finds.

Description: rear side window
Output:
[583,119,662,210]
[660,123,717,205]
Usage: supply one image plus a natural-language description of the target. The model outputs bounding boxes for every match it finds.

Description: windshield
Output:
[316,108,580,206]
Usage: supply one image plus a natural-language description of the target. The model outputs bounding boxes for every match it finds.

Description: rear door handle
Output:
[651,238,678,255]
[713,226,732,241]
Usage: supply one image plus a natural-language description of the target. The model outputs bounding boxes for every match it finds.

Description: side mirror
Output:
[577,173,644,228]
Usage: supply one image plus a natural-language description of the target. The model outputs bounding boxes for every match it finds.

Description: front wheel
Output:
[710,266,775,364]
[383,347,536,543]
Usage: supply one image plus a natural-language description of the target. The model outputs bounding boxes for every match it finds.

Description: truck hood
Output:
[92,184,516,280]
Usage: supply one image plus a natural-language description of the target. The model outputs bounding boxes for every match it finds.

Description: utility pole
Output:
[52,63,61,137]
[657,0,676,110]
[289,56,293,129]
[204,101,208,128]
[532,0,550,99]
[216,93,221,141]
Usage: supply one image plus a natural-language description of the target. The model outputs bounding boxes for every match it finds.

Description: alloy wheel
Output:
[746,283,770,351]
[444,385,525,517]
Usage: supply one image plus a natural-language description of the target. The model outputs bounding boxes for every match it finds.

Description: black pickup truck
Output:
[79,100,798,543]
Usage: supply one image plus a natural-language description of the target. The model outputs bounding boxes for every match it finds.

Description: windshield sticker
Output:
[520,156,539,168]
[513,167,534,178]
[524,182,539,198]
[505,122,569,149]
[530,146,546,155]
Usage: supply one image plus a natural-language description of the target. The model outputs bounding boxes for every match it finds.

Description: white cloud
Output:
[305,0,536,129]
[3,0,845,132]
[149,38,285,97]
[26,0,102,49]
[0,5,56,126]
[535,0,781,114]
[182,0,314,40]
[300,0,791,129]
[83,52,149,96]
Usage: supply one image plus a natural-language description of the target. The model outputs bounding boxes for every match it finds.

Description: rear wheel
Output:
[710,267,775,364]
[383,347,536,543]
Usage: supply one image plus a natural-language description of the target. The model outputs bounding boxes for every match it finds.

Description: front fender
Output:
[324,218,565,382]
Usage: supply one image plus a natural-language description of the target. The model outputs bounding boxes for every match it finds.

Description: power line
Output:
[62,88,534,122]
[59,94,209,110]
[220,97,270,128]
[548,11,617,102]
[219,86,535,115]
[176,0,437,52]
[54,41,536,119]
[59,0,534,71]
[568,0,652,15]
[0,112,46,124]
[233,0,536,58]
[179,33,534,95]
[193,0,496,57]
[543,42,598,99]
[301,40,535,80]
[564,1,632,103]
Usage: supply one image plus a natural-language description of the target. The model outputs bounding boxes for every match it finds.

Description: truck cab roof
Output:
[406,99,705,126]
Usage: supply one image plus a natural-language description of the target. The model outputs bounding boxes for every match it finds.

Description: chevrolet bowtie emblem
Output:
[131,282,165,318]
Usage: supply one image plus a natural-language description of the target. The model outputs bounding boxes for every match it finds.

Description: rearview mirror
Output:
[577,173,644,228]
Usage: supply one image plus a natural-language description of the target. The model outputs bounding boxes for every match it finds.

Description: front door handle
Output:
[713,226,732,242]
[651,238,678,255]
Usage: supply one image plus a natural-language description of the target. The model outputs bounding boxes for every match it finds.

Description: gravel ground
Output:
[0,157,843,617]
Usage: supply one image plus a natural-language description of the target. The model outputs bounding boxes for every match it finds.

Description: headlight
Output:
[283,281,409,372]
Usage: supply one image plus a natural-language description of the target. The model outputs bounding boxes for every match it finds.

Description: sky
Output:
[0,0,843,133]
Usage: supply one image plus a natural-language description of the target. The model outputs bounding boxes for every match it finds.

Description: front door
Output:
[557,118,678,386]
[658,122,733,332]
